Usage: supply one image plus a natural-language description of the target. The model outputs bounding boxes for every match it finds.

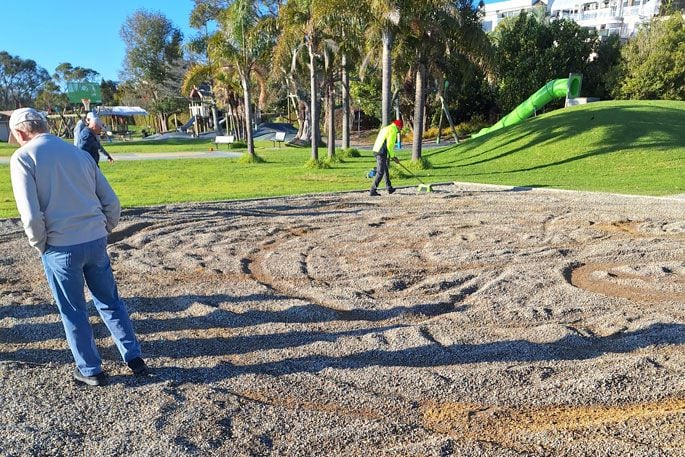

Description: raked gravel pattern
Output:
[0,182,683,456]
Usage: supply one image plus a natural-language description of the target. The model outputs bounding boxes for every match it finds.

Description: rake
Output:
[396,162,433,192]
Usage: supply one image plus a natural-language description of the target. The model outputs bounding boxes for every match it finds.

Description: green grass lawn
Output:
[1,100,683,219]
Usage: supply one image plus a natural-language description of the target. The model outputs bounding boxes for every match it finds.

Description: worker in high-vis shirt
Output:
[369,119,402,196]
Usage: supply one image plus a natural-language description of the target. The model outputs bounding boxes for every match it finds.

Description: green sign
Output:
[66,82,102,104]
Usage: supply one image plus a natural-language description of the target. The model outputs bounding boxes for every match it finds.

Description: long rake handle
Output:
[397,162,426,185]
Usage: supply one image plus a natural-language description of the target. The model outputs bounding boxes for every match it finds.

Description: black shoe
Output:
[73,367,107,386]
[369,190,380,197]
[127,357,148,375]
[387,187,396,194]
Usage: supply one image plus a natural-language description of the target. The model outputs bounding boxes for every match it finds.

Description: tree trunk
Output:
[241,74,255,157]
[381,28,394,127]
[341,53,350,150]
[327,79,335,159]
[308,43,320,161]
[412,63,426,162]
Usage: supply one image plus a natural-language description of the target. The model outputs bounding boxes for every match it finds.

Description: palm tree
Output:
[208,0,276,159]
[188,0,226,135]
[361,0,404,126]
[314,1,366,151]
[271,20,311,143]
[278,0,316,160]
[398,0,493,161]
[279,0,337,162]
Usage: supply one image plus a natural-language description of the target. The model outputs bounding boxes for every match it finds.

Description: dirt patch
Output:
[0,183,683,455]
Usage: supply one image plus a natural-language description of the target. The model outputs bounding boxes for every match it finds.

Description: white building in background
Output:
[482,0,662,39]
[481,0,547,33]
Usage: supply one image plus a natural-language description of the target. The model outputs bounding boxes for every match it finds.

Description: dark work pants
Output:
[371,143,392,191]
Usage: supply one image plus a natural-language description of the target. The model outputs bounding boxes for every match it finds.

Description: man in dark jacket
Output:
[77,115,113,166]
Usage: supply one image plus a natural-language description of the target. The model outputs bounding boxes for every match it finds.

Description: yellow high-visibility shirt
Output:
[372,124,400,158]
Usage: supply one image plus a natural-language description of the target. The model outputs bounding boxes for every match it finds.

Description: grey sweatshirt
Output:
[10,133,120,254]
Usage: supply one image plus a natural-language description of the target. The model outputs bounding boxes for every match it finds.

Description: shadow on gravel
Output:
[3,293,683,386]
[167,322,685,383]
[116,323,685,384]
[121,322,685,385]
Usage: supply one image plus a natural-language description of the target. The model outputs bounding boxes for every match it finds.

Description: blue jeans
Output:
[41,237,141,376]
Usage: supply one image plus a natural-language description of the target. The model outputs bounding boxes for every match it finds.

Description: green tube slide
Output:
[472,74,582,138]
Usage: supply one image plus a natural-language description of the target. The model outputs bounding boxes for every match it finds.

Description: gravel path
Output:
[1,182,683,456]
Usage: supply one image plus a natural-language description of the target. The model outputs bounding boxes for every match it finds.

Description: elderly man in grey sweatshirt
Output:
[9,107,146,386]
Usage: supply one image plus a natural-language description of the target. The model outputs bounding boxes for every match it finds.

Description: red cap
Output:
[393,119,403,129]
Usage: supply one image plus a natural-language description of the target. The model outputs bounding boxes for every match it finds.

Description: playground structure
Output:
[187,85,221,136]
[43,106,149,141]
[472,73,583,138]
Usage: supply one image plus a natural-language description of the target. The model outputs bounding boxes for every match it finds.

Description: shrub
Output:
[406,157,433,171]
[238,153,265,164]
[339,148,361,158]
[304,158,330,169]
[325,154,344,165]
[456,115,489,136]
[228,141,247,150]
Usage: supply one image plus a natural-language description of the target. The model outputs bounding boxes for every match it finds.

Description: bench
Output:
[272,131,286,148]
[215,135,235,149]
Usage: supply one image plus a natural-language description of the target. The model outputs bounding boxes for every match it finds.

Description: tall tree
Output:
[0,52,50,110]
[279,0,325,161]
[208,0,276,158]
[612,13,684,100]
[120,10,187,132]
[493,14,600,113]
[100,80,120,106]
[401,0,492,160]
[34,80,69,111]
[189,0,229,134]
[315,1,366,150]
[271,21,310,143]
[52,63,100,85]
[361,0,404,126]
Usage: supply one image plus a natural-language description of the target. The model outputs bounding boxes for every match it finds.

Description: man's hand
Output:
[107,157,114,163]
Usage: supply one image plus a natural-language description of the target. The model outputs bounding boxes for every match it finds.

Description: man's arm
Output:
[94,136,113,162]
[94,168,121,232]
[76,125,91,150]
[386,126,398,158]
[99,144,113,162]
[10,155,47,253]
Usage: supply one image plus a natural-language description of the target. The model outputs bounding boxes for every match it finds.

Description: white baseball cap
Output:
[9,108,45,130]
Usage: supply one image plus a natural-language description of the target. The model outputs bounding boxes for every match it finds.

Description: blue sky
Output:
[1,1,501,83]
[0,0,198,82]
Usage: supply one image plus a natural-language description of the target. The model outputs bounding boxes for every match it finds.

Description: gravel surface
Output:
[1,182,683,456]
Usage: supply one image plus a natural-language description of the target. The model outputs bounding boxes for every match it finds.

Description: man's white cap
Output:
[9,108,45,130]
[86,111,96,121]
[90,115,105,128]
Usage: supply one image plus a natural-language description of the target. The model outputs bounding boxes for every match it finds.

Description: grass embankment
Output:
[0,100,683,219]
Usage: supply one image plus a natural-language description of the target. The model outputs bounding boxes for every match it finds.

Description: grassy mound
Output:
[425,100,685,195]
